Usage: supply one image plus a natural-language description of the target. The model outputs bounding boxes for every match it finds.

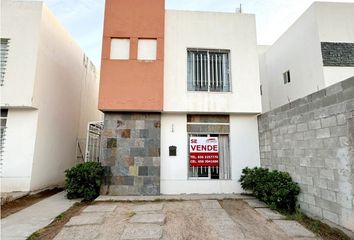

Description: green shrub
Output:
[239,167,300,213]
[65,162,104,201]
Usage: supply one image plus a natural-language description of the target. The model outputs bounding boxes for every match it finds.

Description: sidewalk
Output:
[1,191,79,240]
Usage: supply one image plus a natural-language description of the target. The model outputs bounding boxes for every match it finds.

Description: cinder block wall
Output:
[258,77,354,231]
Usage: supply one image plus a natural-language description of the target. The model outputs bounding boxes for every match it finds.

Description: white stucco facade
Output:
[1,0,101,193]
[259,2,354,112]
[161,10,261,194]
[161,114,260,194]
[164,10,261,114]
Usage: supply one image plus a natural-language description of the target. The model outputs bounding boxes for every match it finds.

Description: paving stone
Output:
[243,199,268,208]
[81,211,107,217]
[83,204,117,213]
[293,238,320,240]
[129,213,165,225]
[254,208,286,220]
[65,214,105,226]
[54,225,100,240]
[200,200,222,209]
[120,224,162,240]
[132,203,163,212]
[273,220,316,238]
[204,208,245,240]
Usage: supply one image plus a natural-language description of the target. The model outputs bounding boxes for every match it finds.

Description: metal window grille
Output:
[187,49,230,92]
[85,121,103,162]
[1,109,8,175]
[1,39,10,86]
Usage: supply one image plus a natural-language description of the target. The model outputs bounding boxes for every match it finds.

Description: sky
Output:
[40,0,354,68]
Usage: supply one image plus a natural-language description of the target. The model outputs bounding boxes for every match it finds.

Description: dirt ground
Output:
[220,200,289,240]
[162,200,290,240]
[1,188,62,219]
[162,201,219,240]
[30,202,91,240]
[50,200,302,240]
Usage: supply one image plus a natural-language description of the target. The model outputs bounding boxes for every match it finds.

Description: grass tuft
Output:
[284,208,350,240]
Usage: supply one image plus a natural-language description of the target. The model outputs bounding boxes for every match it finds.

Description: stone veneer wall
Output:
[100,113,161,195]
[258,77,354,231]
[321,42,354,67]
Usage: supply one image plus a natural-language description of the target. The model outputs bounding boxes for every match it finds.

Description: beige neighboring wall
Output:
[259,2,354,113]
[0,0,42,107]
[1,1,100,193]
[29,5,101,190]
[258,45,270,112]
[315,2,354,87]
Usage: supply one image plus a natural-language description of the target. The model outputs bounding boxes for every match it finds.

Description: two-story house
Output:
[1,0,101,196]
[259,2,354,112]
[99,0,262,195]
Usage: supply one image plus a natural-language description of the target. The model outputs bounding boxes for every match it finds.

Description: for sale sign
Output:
[189,137,219,167]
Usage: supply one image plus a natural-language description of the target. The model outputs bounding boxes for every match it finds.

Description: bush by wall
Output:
[239,167,300,213]
[65,162,104,201]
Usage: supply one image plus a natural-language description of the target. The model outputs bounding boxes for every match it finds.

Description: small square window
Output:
[110,38,130,60]
[283,70,291,84]
[138,39,157,60]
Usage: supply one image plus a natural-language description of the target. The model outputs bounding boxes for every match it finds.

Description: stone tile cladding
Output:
[100,113,161,195]
[258,77,354,231]
[321,42,354,67]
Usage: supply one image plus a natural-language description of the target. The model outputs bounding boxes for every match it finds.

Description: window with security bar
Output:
[187,115,231,180]
[188,134,230,180]
[1,109,8,170]
[1,38,10,86]
[187,49,231,92]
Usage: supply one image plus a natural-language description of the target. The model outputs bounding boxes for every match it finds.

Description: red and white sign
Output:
[189,137,219,167]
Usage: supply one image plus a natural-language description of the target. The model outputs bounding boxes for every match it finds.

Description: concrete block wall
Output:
[258,77,354,231]
[100,113,161,196]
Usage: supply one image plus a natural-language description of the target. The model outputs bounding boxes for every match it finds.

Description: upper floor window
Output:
[138,39,157,60]
[283,70,291,84]
[110,38,130,60]
[187,49,231,92]
[1,38,10,86]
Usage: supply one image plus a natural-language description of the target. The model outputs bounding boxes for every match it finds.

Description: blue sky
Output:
[41,0,354,68]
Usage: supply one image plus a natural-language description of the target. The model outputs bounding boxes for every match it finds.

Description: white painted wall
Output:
[29,5,101,190]
[315,2,354,43]
[259,2,354,112]
[323,67,354,87]
[259,4,325,112]
[1,109,38,192]
[160,113,260,194]
[0,0,42,107]
[1,1,101,192]
[315,2,354,86]
[258,45,270,112]
[164,10,261,114]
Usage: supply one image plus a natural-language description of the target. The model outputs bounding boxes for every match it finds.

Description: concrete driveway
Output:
[53,199,319,240]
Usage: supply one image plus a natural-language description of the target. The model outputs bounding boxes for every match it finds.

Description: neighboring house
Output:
[99,0,261,195]
[259,2,354,112]
[0,0,101,194]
